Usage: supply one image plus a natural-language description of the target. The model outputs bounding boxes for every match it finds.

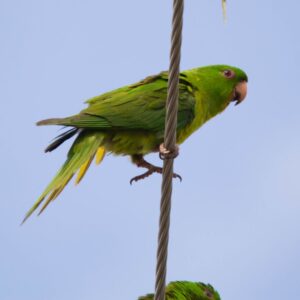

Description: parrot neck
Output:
[177,89,230,144]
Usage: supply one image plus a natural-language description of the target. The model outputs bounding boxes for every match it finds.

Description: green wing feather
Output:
[40,72,196,133]
[83,72,195,131]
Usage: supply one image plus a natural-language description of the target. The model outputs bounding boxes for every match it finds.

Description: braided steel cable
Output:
[154,1,184,300]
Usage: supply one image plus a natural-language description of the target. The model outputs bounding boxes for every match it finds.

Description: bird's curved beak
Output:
[232,80,247,105]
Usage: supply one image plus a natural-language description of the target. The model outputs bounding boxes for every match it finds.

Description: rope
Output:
[154,1,184,300]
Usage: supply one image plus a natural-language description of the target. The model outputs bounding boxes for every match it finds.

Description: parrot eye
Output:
[204,290,213,298]
[223,69,235,79]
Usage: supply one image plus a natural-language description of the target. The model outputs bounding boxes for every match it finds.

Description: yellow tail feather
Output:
[75,146,106,185]
[75,154,95,185]
[95,147,106,165]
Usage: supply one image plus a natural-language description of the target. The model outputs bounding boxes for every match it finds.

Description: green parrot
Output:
[23,65,247,222]
[138,281,221,300]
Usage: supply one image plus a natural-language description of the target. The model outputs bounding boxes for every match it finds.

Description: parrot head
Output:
[187,64,248,116]
[138,281,221,300]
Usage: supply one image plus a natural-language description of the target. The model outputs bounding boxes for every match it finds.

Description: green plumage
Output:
[24,65,248,222]
[138,281,221,300]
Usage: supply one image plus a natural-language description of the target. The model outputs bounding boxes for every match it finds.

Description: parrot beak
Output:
[232,80,247,105]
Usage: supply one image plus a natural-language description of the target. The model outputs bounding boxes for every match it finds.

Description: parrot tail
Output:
[22,131,106,223]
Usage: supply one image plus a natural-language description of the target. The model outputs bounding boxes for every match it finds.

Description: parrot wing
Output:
[41,72,196,133]
[83,71,196,132]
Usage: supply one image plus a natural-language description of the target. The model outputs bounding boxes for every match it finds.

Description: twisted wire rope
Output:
[154,1,184,300]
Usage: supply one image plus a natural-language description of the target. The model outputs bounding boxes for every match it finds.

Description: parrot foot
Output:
[130,155,182,184]
[159,143,179,160]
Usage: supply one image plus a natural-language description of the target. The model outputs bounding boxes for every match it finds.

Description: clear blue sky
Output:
[1,1,299,299]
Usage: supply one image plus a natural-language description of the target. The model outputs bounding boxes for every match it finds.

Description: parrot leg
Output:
[130,155,182,184]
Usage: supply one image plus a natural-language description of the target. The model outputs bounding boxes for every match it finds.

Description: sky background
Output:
[1,1,300,299]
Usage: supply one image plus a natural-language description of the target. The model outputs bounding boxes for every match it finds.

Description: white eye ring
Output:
[223,69,235,78]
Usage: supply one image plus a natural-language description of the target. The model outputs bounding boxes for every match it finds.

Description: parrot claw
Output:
[130,155,182,184]
[130,168,182,184]
[130,168,157,184]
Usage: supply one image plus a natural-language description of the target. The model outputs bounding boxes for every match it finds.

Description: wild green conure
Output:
[24,65,247,222]
[138,281,221,300]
